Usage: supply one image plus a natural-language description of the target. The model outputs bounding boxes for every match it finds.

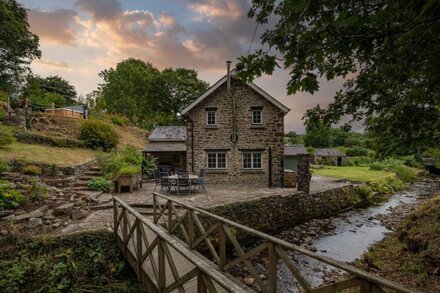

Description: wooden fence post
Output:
[197,272,207,293]
[113,198,117,233]
[153,194,157,223]
[188,210,194,247]
[136,219,142,281]
[158,239,166,291]
[71,105,74,117]
[52,103,55,116]
[168,201,172,233]
[219,223,226,270]
[268,242,277,293]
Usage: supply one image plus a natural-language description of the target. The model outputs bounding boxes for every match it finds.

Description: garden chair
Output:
[153,169,161,191]
[176,167,186,176]
[177,171,191,195]
[196,168,206,192]
[160,171,172,194]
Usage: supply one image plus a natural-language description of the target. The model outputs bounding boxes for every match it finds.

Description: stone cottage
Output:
[181,63,290,186]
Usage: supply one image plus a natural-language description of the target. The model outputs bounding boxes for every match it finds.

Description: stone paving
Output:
[60,175,351,235]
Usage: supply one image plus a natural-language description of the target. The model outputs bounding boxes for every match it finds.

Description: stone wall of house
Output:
[186,78,285,186]
[208,185,358,233]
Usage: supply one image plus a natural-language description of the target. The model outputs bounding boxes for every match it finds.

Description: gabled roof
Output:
[148,126,186,142]
[143,142,186,153]
[284,144,308,156]
[181,73,290,115]
[315,148,346,157]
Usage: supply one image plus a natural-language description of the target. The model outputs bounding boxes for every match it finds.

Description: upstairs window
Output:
[242,152,262,169]
[207,152,227,169]
[206,109,217,125]
[251,108,262,124]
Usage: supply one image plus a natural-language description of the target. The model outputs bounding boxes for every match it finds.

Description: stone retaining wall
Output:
[207,185,358,233]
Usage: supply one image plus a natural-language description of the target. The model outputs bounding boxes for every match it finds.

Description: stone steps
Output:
[72,164,103,193]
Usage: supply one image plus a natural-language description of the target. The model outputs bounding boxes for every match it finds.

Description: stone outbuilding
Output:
[314,148,346,166]
[284,144,309,171]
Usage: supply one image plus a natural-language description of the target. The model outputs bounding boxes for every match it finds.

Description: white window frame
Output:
[242,152,263,169]
[206,152,227,169]
[206,110,217,126]
[251,109,263,125]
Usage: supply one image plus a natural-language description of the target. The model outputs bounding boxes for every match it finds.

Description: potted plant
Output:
[116,165,142,193]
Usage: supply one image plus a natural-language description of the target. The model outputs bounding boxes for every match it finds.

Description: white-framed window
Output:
[207,152,227,169]
[252,109,262,124]
[206,110,217,125]
[242,152,262,169]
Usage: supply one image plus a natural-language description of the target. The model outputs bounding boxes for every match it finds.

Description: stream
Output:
[276,180,438,292]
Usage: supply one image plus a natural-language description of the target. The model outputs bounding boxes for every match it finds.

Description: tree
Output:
[157,68,209,118]
[24,75,76,105]
[0,0,40,92]
[303,108,332,148]
[284,131,301,145]
[237,0,440,155]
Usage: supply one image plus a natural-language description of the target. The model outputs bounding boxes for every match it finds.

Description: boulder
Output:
[54,202,74,216]
[71,209,89,220]
[28,209,44,218]
[14,213,30,222]
[38,205,49,213]
[28,217,43,228]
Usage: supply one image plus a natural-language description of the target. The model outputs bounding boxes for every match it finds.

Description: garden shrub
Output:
[120,146,143,166]
[118,165,141,176]
[0,124,16,148]
[22,165,42,175]
[48,164,59,176]
[0,159,11,173]
[96,146,143,179]
[79,120,118,151]
[400,155,422,168]
[369,176,404,194]
[394,165,418,182]
[356,185,373,204]
[0,180,26,210]
[346,156,372,166]
[109,115,128,126]
[369,161,385,171]
[345,146,369,157]
[0,107,6,120]
[87,177,111,192]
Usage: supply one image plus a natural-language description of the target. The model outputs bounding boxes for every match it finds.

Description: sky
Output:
[19,0,348,133]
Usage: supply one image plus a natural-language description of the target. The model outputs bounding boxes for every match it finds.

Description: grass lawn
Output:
[0,142,96,166]
[312,166,394,182]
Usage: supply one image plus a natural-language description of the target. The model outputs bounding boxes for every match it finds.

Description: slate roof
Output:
[143,142,187,153]
[315,148,346,157]
[148,126,186,142]
[284,144,308,156]
[181,72,290,115]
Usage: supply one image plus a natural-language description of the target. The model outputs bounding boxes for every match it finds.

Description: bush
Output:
[400,155,422,168]
[369,162,385,171]
[79,120,118,151]
[87,177,111,192]
[345,146,369,157]
[0,180,26,209]
[48,164,59,177]
[22,165,42,175]
[0,107,6,120]
[0,159,11,173]
[369,176,404,194]
[394,165,418,182]
[118,165,141,176]
[0,125,16,148]
[346,156,372,166]
[27,179,49,202]
[109,115,128,126]
[96,146,143,179]
[120,146,143,166]
[356,185,373,204]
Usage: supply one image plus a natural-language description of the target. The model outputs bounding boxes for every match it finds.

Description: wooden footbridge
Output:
[113,192,414,293]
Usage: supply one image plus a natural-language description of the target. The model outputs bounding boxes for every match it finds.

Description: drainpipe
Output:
[189,118,195,174]
[268,146,272,187]
[227,61,238,143]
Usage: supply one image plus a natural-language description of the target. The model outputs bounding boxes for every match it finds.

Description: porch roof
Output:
[143,142,187,153]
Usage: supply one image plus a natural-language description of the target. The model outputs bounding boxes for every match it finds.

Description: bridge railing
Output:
[113,196,247,293]
[152,191,414,293]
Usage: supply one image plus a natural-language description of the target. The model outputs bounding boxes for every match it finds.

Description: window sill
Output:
[241,169,265,174]
[205,125,218,129]
[206,169,228,174]
[250,125,265,129]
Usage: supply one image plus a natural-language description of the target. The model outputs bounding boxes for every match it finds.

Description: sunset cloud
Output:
[35,58,70,69]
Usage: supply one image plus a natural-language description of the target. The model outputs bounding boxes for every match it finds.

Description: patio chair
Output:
[160,171,172,194]
[177,171,191,195]
[153,169,161,191]
[175,168,186,175]
[196,168,206,192]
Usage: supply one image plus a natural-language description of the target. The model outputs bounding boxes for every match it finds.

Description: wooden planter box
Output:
[116,173,142,193]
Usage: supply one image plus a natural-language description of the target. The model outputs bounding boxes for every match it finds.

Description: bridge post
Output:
[153,194,157,222]
[219,223,226,270]
[197,272,207,293]
[268,242,277,292]
[136,219,142,282]
[113,198,117,232]
[158,239,166,291]
[188,210,194,247]
[168,202,172,233]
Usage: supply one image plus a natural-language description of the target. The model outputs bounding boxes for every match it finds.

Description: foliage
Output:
[284,131,304,145]
[0,179,26,210]
[120,145,143,166]
[48,163,59,176]
[99,59,209,129]
[0,124,16,147]
[109,114,128,126]
[24,75,77,105]
[303,115,332,148]
[96,151,124,179]
[237,0,440,156]
[118,165,141,176]
[0,159,11,173]
[369,162,385,171]
[0,231,144,292]
[0,107,6,120]
[423,148,440,168]
[399,155,422,168]
[79,119,118,151]
[345,146,369,157]
[313,166,393,182]
[143,156,157,178]
[0,0,41,92]
[345,156,372,167]
[393,165,418,183]
[22,165,42,175]
[26,178,49,202]
[368,176,404,195]
[13,129,85,148]
[87,177,111,192]
[356,185,373,205]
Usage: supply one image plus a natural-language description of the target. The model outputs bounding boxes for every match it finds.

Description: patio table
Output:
[165,174,200,194]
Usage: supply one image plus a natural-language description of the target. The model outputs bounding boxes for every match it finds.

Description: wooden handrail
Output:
[152,192,415,293]
[113,196,247,293]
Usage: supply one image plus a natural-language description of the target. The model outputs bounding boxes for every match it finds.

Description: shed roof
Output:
[148,126,186,142]
[60,105,86,113]
[143,142,186,153]
[284,144,308,156]
[315,148,346,157]
[181,72,290,115]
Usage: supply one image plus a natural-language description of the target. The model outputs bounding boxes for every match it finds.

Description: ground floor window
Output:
[207,152,227,169]
[242,152,262,169]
